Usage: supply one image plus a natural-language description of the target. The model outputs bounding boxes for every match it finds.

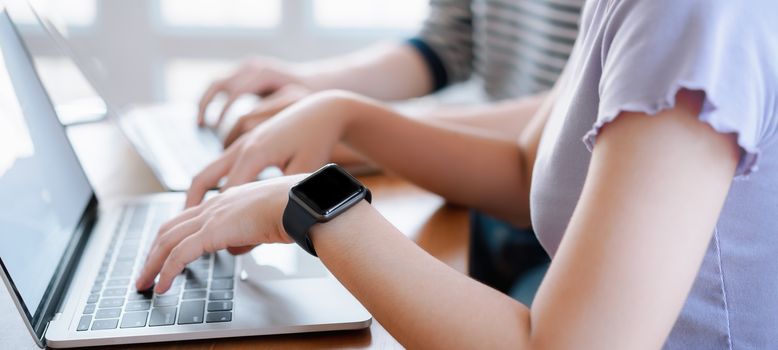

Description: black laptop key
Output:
[210,278,233,290]
[102,287,126,297]
[148,306,177,326]
[154,295,179,307]
[182,290,207,300]
[207,301,232,312]
[83,304,96,314]
[120,311,149,328]
[208,291,233,301]
[91,319,119,330]
[206,311,232,323]
[86,293,99,304]
[212,251,235,278]
[77,315,92,331]
[95,308,122,319]
[99,297,124,308]
[125,300,152,311]
[177,300,205,324]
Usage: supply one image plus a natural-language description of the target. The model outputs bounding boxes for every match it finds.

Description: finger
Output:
[215,92,242,127]
[227,245,256,255]
[186,149,240,208]
[284,153,320,175]
[197,81,225,126]
[155,232,214,294]
[136,217,203,290]
[223,115,254,148]
[157,204,204,238]
[223,151,267,190]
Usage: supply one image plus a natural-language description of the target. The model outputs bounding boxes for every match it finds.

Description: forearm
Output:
[311,201,530,349]
[338,95,532,227]
[412,92,548,141]
[301,43,433,101]
[330,92,548,169]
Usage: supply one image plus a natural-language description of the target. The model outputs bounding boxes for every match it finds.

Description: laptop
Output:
[12,0,280,192]
[0,5,371,348]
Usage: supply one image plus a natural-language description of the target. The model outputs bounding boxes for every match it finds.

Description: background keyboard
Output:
[77,203,236,331]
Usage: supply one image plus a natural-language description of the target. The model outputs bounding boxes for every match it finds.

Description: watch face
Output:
[292,165,363,216]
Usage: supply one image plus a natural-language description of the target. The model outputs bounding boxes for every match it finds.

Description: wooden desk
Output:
[0,120,469,349]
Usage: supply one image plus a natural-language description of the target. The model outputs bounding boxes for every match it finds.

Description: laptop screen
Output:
[0,6,94,340]
[8,1,107,125]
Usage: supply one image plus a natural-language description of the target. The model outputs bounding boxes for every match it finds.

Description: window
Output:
[24,0,97,27]
[159,0,282,28]
[314,0,428,30]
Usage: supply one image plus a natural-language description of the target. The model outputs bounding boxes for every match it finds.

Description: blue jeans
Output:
[468,211,550,305]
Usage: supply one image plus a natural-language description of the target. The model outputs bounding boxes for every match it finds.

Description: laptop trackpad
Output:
[239,244,329,282]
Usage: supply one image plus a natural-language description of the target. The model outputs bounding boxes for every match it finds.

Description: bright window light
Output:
[23,0,97,27]
[160,0,281,28]
[314,0,428,30]
[164,59,235,103]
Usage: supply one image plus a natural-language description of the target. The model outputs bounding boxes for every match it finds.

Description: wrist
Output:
[296,62,344,92]
[306,90,371,138]
[308,200,377,255]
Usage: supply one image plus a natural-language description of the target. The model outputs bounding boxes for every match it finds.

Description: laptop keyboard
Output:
[77,203,235,331]
[158,118,222,176]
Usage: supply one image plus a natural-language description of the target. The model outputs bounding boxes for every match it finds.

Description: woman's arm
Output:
[339,93,552,228]
[302,43,433,101]
[312,90,739,348]
[410,93,548,141]
[329,92,548,167]
[199,43,433,125]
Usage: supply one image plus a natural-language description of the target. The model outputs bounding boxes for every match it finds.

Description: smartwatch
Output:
[282,163,371,256]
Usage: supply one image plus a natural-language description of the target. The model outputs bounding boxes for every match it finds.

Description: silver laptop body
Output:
[0,4,370,348]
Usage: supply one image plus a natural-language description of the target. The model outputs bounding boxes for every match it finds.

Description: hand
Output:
[197,57,307,127]
[223,84,312,147]
[135,175,304,293]
[187,91,361,208]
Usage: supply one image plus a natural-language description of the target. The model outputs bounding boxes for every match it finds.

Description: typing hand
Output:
[223,84,312,147]
[135,175,302,293]
[186,91,358,208]
[197,56,307,127]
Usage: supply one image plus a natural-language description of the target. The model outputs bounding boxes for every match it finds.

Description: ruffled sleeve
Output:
[583,0,777,177]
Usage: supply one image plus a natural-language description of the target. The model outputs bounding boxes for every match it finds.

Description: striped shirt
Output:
[409,0,584,101]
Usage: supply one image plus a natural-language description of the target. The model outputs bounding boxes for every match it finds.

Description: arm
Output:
[339,92,551,227]
[198,43,432,125]
[329,92,548,175]
[315,90,740,349]
[138,90,739,349]
[185,89,554,227]
[301,43,433,101]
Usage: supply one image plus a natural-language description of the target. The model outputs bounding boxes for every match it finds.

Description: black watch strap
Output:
[282,198,319,256]
[283,189,371,257]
